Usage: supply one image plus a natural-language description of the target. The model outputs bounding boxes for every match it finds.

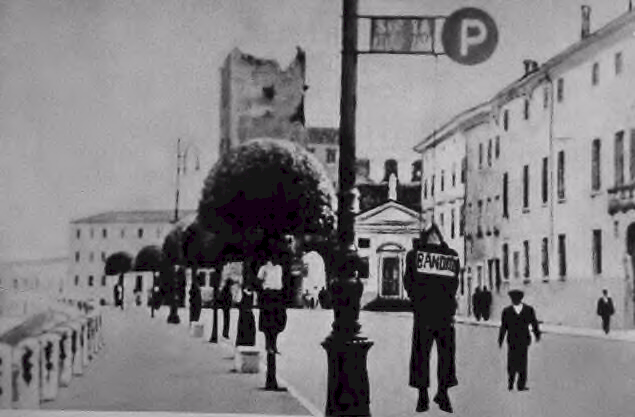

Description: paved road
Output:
[43,307,310,415]
[275,309,635,417]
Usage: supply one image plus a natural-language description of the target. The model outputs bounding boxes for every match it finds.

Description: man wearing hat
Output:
[498,289,541,391]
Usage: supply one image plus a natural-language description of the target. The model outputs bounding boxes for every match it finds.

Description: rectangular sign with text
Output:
[370,17,436,53]
[415,251,459,277]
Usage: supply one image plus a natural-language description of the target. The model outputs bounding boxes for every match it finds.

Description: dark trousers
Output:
[601,315,611,334]
[222,307,231,338]
[410,321,457,390]
[507,343,529,389]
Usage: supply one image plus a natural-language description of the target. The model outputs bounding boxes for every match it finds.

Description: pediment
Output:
[356,201,421,226]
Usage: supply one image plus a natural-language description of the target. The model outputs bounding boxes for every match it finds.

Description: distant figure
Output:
[472,286,482,321]
[235,286,256,347]
[150,285,160,318]
[114,283,124,310]
[189,280,202,325]
[481,286,492,321]
[596,289,615,334]
[219,279,234,339]
[498,290,541,391]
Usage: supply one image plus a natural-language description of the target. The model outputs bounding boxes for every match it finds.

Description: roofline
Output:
[70,209,196,224]
[356,199,421,220]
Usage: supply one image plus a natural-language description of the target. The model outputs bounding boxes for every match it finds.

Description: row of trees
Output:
[103,138,339,318]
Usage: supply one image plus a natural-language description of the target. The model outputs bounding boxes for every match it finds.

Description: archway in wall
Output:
[626,223,635,323]
[376,242,406,298]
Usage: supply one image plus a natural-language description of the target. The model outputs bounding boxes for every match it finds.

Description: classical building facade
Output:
[419,6,635,329]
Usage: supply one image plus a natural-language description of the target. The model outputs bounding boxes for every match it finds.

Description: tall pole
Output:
[322,0,373,415]
[174,138,182,223]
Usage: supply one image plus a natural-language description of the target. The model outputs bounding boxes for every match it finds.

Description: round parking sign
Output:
[442,7,498,65]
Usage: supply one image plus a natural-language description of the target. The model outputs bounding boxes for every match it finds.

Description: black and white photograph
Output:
[2,0,635,416]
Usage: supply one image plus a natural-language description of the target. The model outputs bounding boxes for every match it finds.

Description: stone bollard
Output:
[80,319,89,366]
[51,327,72,387]
[191,323,204,338]
[85,317,94,361]
[38,333,60,402]
[233,346,261,374]
[69,323,83,376]
[98,313,104,349]
[0,343,12,408]
[12,338,40,409]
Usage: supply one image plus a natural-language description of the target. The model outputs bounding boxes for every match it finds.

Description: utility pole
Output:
[322,0,373,415]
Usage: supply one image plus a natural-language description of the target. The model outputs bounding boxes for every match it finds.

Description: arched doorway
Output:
[376,242,406,298]
[626,223,635,323]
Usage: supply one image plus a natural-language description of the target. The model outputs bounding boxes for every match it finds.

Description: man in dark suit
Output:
[596,289,615,334]
[498,290,541,391]
[404,225,459,413]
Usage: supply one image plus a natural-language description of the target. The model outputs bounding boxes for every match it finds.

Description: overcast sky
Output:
[0,0,628,261]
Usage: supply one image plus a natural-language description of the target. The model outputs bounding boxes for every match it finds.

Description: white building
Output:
[421,6,635,329]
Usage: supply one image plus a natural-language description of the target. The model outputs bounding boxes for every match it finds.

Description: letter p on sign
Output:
[442,8,498,65]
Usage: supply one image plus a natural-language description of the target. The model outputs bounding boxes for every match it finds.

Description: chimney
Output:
[523,59,539,77]
[382,159,398,183]
[411,160,422,182]
[355,158,371,180]
[581,5,591,39]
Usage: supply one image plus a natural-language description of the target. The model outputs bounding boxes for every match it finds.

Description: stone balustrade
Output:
[0,298,104,409]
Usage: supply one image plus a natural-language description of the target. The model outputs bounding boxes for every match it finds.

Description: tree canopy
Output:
[197,138,337,258]
[133,245,163,272]
[104,252,133,276]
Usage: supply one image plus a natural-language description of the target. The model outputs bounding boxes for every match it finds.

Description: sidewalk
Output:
[42,306,312,417]
[455,315,635,342]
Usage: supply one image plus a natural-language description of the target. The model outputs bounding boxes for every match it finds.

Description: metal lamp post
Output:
[322,0,373,415]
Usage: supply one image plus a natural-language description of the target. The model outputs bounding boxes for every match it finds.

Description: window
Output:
[440,212,445,230]
[487,139,492,167]
[102,228,107,239]
[503,110,509,131]
[502,172,509,218]
[76,229,81,239]
[101,275,107,286]
[135,276,143,292]
[451,208,456,239]
[593,229,602,275]
[326,148,337,164]
[74,276,79,286]
[138,228,144,238]
[423,179,428,199]
[452,165,456,187]
[502,243,509,279]
[459,206,465,237]
[75,251,80,263]
[615,131,625,186]
[358,238,371,249]
[558,234,567,278]
[615,52,623,75]
[88,276,94,287]
[495,136,500,159]
[359,257,370,278]
[479,143,484,168]
[556,78,564,102]
[557,151,566,200]
[543,85,549,109]
[523,165,529,209]
[523,241,530,279]
[461,157,467,183]
[121,228,125,238]
[541,237,549,278]
[542,157,548,203]
[631,129,635,181]
[592,139,601,191]
[592,62,599,86]
[523,98,530,120]
[513,251,520,279]
[477,200,483,236]
[441,170,445,191]
[431,175,435,197]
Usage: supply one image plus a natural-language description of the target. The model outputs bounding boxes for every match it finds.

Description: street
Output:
[44,306,635,417]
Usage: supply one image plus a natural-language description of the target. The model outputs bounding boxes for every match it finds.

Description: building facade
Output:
[420,7,635,329]
[219,47,307,157]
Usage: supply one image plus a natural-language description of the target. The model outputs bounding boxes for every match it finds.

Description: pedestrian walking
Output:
[256,254,287,391]
[219,278,234,339]
[404,224,459,413]
[235,286,256,347]
[596,289,615,334]
[482,286,492,321]
[472,286,482,321]
[498,290,541,391]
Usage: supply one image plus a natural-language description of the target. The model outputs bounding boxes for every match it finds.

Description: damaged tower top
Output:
[218,47,308,157]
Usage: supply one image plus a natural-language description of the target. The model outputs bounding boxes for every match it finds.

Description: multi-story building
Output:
[219,47,307,157]
[68,210,195,304]
[420,6,635,329]
[305,127,340,187]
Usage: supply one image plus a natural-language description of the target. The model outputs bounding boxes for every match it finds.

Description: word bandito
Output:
[415,251,459,277]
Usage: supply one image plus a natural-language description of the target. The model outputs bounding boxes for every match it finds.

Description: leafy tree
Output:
[134,245,164,313]
[104,252,133,286]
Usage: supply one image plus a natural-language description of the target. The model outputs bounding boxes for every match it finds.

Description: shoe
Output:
[518,386,530,392]
[508,384,513,391]
[416,390,429,412]
[433,392,453,413]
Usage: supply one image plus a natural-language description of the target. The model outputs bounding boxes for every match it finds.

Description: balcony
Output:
[608,182,635,215]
